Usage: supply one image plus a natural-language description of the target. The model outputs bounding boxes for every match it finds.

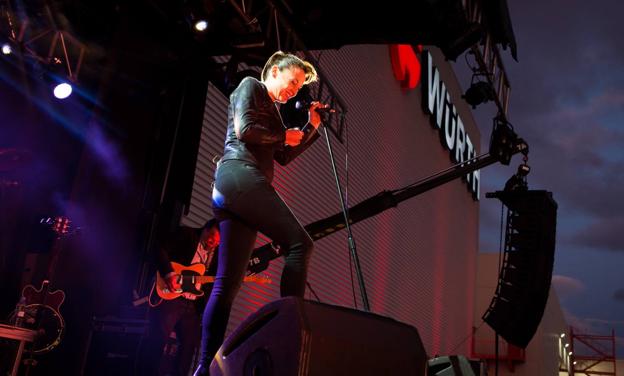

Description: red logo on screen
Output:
[389,44,423,90]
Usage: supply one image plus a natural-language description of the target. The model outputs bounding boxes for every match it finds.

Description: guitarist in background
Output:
[139,219,220,376]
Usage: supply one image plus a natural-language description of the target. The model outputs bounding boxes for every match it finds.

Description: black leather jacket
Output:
[221,77,320,182]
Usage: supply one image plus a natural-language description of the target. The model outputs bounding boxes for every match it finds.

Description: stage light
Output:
[564,343,569,348]
[44,57,75,99]
[2,43,11,55]
[517,163,530,176]
[463,80,495,109]
[503,162,530,192]
[53,82,73,99]
[183,0,216,35]
[194,20,208,32]
[560,333,566,338]
[568,351,573,357]
[489,115,519,165]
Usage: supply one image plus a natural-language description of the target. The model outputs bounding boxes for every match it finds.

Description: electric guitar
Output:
[156,261,271,300]
[18,216,71,354]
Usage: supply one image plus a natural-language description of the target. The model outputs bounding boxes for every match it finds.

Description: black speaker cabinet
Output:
[210,297,427,376]
[79,316,148,376]
[483,190,557,348]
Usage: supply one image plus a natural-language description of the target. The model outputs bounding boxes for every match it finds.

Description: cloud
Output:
[584,318,624,326]
[552,90,624,123]
[497,1,624,214]
[477,1,624,356]
[561,307,592,333]
[494,85,624,252]
[572,217,624,252]
[561,308,624,356]
[469,5,624,253]
[552,275,586,301]
[561,308,624,333]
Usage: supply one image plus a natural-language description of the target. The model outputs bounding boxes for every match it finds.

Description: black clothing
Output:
[145,298,201,376]
[140,226,217,375]
[197,77,319,370]
[221,77,319,182]
[155,226,217,313]
[155,226,204,274]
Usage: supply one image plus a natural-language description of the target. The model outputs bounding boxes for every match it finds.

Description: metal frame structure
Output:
[0,1,86,84]
[214,0,348,141]
[463,0,512,117]
[247,138,529,274]
[217,0,515,140]
[566,326,617,376]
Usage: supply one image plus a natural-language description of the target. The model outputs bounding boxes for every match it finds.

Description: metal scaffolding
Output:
[563,326,617,376]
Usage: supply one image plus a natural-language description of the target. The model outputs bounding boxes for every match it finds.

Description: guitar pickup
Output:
[161,288,183,293]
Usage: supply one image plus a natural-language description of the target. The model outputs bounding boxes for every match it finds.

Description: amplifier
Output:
[79,316,148,376]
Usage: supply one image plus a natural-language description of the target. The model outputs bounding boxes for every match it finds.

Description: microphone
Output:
[295,100,337,114]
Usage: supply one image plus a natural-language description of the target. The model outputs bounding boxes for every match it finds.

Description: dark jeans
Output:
[199,160,313,364]
[139,298,201,376]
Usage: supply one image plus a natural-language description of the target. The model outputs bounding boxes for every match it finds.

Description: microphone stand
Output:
[318,118,370,312]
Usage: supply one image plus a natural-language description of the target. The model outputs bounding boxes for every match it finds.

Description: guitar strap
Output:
[147,280,164,308]
[191,241,214,269]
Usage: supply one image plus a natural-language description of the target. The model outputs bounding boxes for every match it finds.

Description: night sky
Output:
[454,0,624,355]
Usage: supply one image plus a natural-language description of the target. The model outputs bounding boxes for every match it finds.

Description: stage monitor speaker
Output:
[210,297,427,376]
[483,190,557,348]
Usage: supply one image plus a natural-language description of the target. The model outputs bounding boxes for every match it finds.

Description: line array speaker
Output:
[483,190,558,348]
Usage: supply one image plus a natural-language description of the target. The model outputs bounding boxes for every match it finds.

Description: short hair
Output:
[261,51,318,85]
[202,218,219,231]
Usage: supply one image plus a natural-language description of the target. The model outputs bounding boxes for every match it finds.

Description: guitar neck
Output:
[189,275,266,284]
[194,276,216,284]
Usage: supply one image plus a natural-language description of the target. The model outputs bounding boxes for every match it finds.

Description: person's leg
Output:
[224,171,314,298]
[249,188,313,297]
[175,302,202,376]
[194,161,313,375]
[138,300,181,375]
[196,218,257,370]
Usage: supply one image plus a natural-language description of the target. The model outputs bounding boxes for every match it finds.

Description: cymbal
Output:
[0,148,32,172]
